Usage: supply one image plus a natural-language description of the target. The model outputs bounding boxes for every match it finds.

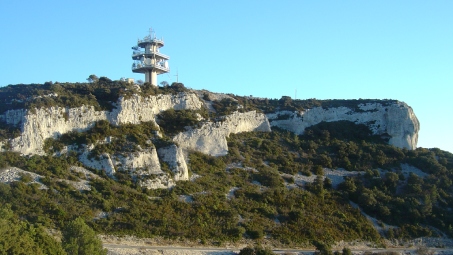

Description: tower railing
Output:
[132,63,170,72]
[132,51,169,59]
[137,37,164,45]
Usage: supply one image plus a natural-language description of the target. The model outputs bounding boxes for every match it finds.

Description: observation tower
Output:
[131,29,170,86]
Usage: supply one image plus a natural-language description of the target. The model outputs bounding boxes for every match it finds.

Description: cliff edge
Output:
[267,101,419,150]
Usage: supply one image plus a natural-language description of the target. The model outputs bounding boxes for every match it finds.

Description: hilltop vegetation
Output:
[0,81,452,250]
[1,79,395,117]
[0,79,189,114]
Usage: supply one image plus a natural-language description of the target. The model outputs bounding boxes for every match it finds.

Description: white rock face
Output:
[115,148,163,176]
[8,106,107,155]
[1,93,204,155]
[0,109,27,126]
[158,145,189,181]
[267,101,419,150]
[79,149,117,176]
[173,111,271,156]
[139,174,176,189]
[110,93,204,125]
[0,92,202,189]
[78,144,189,189]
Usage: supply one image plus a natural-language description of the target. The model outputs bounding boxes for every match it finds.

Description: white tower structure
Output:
[132,29,170,86]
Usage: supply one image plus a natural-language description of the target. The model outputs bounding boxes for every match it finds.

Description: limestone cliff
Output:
[1,92,203,155]
[173,111,271,156]
[78,145,163,177]
[0,88,421,189]
[78,143,188,189]
[267,101,419,150]
[110,93,203,125]
[0,92,202,189]
[157,145,189,181]
[7,106,107,155]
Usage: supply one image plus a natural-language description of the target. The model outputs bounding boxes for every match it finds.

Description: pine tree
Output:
[0,204,66,255]
[62,217,107,255]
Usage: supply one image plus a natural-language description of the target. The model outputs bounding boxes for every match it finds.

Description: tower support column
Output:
[151,72,157,86]
[144,71,158,86]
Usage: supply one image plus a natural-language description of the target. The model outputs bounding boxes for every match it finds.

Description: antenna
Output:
[295,89,297,100]
[174,69,179,83]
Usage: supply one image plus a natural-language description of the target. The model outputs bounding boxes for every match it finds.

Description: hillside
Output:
[0,80,452,251]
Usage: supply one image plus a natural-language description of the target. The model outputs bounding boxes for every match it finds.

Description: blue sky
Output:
[0,1,452,153]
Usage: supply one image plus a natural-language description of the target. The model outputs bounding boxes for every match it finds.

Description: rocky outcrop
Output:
[79,148,117,176]
[81,147,163,177]
[74,110,270,188]
[139,174,176,190]
[173,111,271,156]
[1,92,204,155]
[110,93,204,125]
[0,109,27,126]
[78,144,189,189]
[0,167,46,189]
[0,90,421,190]
[116,148,163,176]
[0,92,202,189]
[157,145,189,181]
[267,101,419,150]
[7,106,107,155]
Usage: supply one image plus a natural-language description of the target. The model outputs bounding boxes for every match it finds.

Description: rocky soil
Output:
[101,234,453,255]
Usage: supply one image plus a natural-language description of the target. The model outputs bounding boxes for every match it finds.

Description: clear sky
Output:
[0,1,452,153]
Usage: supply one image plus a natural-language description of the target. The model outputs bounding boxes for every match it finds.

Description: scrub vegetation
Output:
[0,81,452,251]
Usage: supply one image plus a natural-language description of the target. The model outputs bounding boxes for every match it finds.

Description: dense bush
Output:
[0,80,194,115]
[62,217,107,255]
[248,97,395,114]
[2,116,452,247]
[239,246,275,255]
[0,204,67,255]
[157,109,207,136]
[1,82,453,248]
